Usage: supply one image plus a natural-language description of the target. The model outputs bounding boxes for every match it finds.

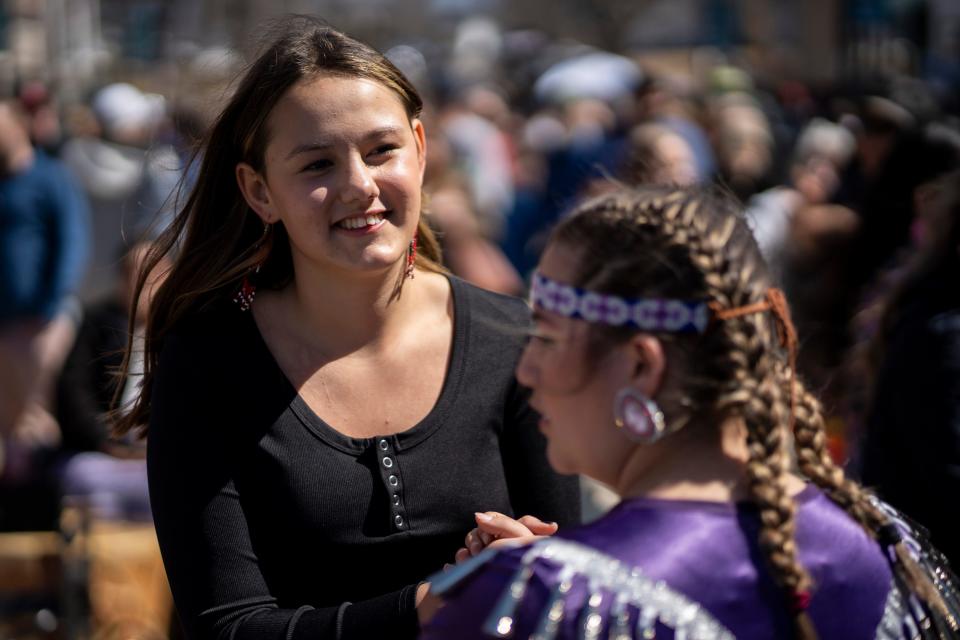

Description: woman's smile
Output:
[333,210,390,234]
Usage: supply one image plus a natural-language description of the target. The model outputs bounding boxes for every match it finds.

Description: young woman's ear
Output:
[627,334,667,398]
[411,118,427,178]
[236,163,277,223]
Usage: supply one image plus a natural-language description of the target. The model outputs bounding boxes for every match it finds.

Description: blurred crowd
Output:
[2,14,960,638]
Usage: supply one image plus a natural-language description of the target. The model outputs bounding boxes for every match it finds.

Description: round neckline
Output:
[243,274,469,455]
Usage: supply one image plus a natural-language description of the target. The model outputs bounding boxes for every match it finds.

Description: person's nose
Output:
[340,153,379,205]
[515,345,539,390]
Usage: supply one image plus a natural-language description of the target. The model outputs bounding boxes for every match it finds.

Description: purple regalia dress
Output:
[422,484,960,639]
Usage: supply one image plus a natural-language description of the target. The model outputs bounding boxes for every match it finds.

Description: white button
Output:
[382,457,393,468]
[393,494,400,506]
[388,475,398,487]
[379,439,389,451]
[394,515,404,527]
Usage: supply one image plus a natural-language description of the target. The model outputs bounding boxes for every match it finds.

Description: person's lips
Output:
[333,210,389,232]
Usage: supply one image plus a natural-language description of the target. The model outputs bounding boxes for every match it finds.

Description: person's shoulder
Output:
[158,301,247,363]
[427,537,735,640]
[31,149,89,199]
[797,485,878,545]
[450,275,531,328]
[796,486,893,586]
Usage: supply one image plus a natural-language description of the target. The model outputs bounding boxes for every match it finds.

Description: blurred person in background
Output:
[112,18,578,639]
[746,117,857,283]
[745,118,860,421]
[708,91,776,202]
[0,99,90,530]
[422,186,960,640]
[499,110,563,277]
[61,82,181,302]
[622,121,700,187]
[425,179,524,296]
[436,86,516,238]
[841,95,937,295]
[16,79,66,156]
[841,115,960,455]
[635,74,716,184]
[54,241,171,522]
[855,166,960,568]
[422,121,523,295]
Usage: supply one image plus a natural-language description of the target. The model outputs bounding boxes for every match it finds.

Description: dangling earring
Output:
[405,235,418,280]
[614,388,667,444]
[234,223,271,311]
[234,264,259,311]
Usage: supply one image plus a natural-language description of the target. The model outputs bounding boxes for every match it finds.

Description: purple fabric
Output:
[423,484,893,639]
[60,452,151,522]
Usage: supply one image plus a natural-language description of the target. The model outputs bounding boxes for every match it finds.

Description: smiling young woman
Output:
[112,17,579,640]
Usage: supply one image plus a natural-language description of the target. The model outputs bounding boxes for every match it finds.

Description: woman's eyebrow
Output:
[284,126,406,161]
[285,142,332,160]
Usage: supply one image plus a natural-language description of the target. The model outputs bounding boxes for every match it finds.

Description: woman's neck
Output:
[614,416,751,503]
[612,415,808,503]
[282,259,425,358]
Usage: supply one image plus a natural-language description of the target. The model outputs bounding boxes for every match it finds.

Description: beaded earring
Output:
[613,388,667,444]
[233,265,259,311]
[233,223,271,311]
[405,235,418,280]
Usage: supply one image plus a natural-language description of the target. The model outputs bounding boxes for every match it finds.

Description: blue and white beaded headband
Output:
[530,271,711,334]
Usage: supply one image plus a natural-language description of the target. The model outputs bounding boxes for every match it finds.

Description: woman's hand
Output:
[454,512,558,564]
[416,581,442,626]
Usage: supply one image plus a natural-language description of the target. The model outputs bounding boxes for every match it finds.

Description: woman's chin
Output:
[545,446,577,476]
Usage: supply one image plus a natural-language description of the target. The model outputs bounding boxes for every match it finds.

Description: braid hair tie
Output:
[877,522,904,548]
[790,589,812,614]
[709,288,799,433]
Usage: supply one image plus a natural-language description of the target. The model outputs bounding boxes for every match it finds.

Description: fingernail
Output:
[475,512,493,523]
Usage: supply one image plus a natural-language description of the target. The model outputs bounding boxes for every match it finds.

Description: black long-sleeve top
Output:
[56,299,127,452]
[147,276,580,639]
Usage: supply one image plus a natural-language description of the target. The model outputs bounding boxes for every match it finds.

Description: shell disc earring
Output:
[613,388,667,444]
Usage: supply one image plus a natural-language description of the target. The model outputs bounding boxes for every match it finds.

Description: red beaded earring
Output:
[234,223,271,311]
[405,235,418,280]
[233,265,259,311]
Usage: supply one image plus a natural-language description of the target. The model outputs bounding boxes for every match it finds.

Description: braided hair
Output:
[550,185,954,639]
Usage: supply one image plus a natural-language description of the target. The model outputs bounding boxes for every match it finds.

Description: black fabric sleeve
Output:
[147,332,419,640]
[499,375,581,528]
[56,314,113,452]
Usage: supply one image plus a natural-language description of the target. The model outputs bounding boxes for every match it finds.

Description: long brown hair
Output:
[551,185,955,639]
[114,17,443,436]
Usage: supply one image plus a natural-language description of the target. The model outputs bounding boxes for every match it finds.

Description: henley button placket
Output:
[377,438,407,530]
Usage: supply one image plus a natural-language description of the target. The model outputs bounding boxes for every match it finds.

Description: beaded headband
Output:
[531,270,801,440]
[530,272,711,334]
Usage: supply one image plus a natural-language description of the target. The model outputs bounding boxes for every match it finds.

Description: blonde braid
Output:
[687,208,817,637]
[643,191,818,629]
[790,381,883,528]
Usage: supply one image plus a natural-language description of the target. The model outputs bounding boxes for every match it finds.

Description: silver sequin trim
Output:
[483,538,735,640]
[868,496,960,638]
[875,582,920,640]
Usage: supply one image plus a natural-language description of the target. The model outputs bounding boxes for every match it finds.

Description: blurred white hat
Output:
[91,82,165,139]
